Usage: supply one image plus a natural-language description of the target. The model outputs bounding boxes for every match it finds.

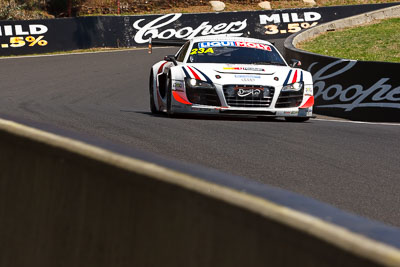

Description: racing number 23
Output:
[190,48,214,55]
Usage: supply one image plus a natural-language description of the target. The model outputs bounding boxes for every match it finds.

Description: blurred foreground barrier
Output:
[285,5,400,122]
[1,117,400,267]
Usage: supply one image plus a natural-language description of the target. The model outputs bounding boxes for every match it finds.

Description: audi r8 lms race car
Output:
[149,36,314,122]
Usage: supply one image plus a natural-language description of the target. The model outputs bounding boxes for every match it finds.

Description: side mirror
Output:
[290,59,302,68]
[164,55,178,66]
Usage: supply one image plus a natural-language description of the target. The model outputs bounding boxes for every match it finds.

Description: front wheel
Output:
[285,117,310,122]
[149,71,160,114]
[166,73,174,117]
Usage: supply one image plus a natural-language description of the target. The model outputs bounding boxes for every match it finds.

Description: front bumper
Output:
[171,101,314,118]
[170,84,314,118]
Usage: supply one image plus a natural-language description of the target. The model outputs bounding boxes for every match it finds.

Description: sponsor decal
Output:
[190,47,214,55]
[0,24,48,49]
[310,60,400,111]
[235,74,261,82]
[234,75,261,79]
[173,81,184,91]
[240,78,255,82]
[237,88,262,97]
[305,86,313,95]
[199,41,271,51]
[259,12,321,35]
[133,13,247,43]
[224,66,265,72]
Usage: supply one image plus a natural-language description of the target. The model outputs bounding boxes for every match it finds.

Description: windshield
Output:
[187,41,286,65]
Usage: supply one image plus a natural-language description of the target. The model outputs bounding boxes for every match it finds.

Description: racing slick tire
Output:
[149,71,160,114]
[285,117,310,122]
[166,72,174,117]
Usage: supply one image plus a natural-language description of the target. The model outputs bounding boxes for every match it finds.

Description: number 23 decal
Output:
[190,48,214,55]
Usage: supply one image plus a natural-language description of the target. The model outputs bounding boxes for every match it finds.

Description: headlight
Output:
[185,78,215,89]
[282,81,304,92]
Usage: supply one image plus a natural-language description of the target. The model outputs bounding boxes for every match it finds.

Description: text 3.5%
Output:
[265,22,318,35]
[1,36,48,48]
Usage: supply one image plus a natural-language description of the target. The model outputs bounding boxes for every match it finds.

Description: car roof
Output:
[190,35,274,46]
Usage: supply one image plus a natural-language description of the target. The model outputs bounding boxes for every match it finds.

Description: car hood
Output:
[183,63,301,87]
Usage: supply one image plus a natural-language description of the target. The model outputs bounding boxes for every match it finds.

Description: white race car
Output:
[149,36,314,121]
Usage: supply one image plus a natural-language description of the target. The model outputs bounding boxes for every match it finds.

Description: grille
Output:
[223,85,275,108]
[276,90,303,108]
[186,87,221,106]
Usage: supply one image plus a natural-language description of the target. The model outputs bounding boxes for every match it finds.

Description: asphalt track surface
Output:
[1,46,400,228]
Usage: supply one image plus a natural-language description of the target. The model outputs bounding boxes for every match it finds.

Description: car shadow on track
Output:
[127,110,292,123]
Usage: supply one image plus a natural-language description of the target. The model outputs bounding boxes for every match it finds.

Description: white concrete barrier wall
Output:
[1,118,400,267]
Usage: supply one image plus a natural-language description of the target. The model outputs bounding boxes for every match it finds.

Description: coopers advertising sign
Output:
[132,13,247,43]
[0,3,398,56]
[0,24,49,50]
[308,59,400,121]
[312,60,400,111]
[285,33,400,122]
[0,24,48,36]
[128,3,397,45]
[260,11,321,35]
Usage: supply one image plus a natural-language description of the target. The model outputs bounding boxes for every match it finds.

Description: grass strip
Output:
[298,18,400,62]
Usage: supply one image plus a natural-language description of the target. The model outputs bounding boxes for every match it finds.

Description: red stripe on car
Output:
[187,66,201,80]
[158,61,167,74]
[292,70,298,83]
[172,91,192,105]
[300,96,314,108]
